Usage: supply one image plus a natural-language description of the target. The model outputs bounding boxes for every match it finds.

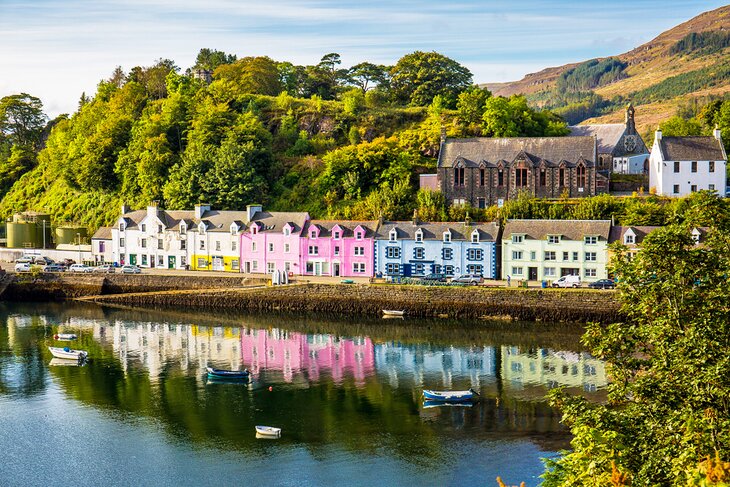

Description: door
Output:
[402,264,412,277]
[314,262,321,276]
[333,262,340,277]
[212,256,224,271]
[168,256,176,269]
[244,261,251,274]
[529,267,538,280]
[130,254,137,265]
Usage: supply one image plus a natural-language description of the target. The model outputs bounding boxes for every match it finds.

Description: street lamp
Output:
[76,232,82,264]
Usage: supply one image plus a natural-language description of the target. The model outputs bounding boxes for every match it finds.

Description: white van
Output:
[551,275,581,288]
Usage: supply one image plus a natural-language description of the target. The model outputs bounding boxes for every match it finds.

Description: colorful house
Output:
[188,205,249,272]
[501,219,611,282]
[374,216,500,279]
[299,220,377,277]
[240,207,309,275]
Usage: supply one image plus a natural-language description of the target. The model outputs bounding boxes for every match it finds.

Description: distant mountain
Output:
[483,5,730,136]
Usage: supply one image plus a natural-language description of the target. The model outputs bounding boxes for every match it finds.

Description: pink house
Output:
[240,206,309,275]
[299,220,377,277]
[239,328,375,384]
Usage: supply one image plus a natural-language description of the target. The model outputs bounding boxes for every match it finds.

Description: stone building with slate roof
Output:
[374,214,500,279]
[569,104,649,175]
[648,128,727,197]
[501,219,611,283]
[437,135,607,208]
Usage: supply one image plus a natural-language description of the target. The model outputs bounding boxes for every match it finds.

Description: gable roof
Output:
[91,226,112,240]
[304,220,378,238]
[249,211,309,234]
[608,226,661,245]
[375,221,500,242]
[503,219,611,241]
[658,136,726,162]
[569,124,627,155]
[438,136,596,169]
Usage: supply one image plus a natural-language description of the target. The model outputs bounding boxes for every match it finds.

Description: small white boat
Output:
[54,333,77,341]
[49,346,88,360]
[423,389,477,402]
[382,310,405,316]
[255,425,281,437]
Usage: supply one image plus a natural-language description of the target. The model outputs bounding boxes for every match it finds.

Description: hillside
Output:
[483,5,730,131]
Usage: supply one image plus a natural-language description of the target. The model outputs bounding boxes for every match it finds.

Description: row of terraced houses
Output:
[92,203,701,282]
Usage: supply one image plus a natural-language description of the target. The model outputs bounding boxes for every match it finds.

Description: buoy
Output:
[268,386,273,391]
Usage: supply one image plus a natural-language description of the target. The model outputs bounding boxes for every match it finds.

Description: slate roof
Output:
[250,211,309,234]
[91,226,112,240]
[438,136,596,169]
[608,226,661,245]
[569,124,626,155]
[304,220,378,238]
[658,136,726,162]
[375,221,500,242]
[119,208,250,233]
[197,210,249,233]
[503,219,611,241]
[119,210,147,230]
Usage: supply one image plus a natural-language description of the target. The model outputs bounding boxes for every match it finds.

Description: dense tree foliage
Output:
[389,51,473,108]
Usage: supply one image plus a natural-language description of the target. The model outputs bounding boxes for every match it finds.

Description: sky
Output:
[0,0,727,117]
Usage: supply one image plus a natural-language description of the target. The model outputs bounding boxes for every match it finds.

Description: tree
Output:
[213,56,283,97]
[659,115,704,136]
[389,51,473,107]
[347,62,389,92]
[544,225,730,485]
[0,93,47,148]
[193,48,236,72]
[482,95,568,137]
[456,86,491,134]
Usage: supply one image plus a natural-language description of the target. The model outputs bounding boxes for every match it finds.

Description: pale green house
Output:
[501,219,611,283]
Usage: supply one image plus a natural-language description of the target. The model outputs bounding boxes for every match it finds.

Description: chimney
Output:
[465,212,472,227]
[195,203,210,220]
[655,129,662,142]
[121,203,130,215]
[412,209,418,225]
[246,204,262,223]
[147,202,158,223]
[714,125,722,141]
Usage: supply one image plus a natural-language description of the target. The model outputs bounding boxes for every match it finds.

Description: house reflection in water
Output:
[239,328,376,384]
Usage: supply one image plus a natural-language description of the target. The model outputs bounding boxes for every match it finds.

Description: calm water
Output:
[0,302,606,487]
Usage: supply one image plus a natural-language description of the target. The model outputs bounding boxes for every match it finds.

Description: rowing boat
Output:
[49,346,88,360]
[422,389,477,402]
[206,366,250,380]
[382,310,404,316]
[54,333,77,340]
[255,425,281,437]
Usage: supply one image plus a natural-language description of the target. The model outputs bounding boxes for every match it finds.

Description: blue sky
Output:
[0,0,727,117]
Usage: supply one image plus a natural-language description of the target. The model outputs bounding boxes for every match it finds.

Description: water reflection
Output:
[0,302,608,486]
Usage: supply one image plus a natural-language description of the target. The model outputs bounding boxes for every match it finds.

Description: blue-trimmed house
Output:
[374,217,500,279]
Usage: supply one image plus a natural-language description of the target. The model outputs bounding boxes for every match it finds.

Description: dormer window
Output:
[230,224,237,235]
[624,234,635,245]
[512,235,523,244]
[158,225,163,234]
[443,231,451,243]
[389,230,397,242]
[584,236,598,245]
[471,231,479,243]
[333,231,341,239]
[356,231,363,240]
[310,231,317,239]
[548,235,560,244]
[198,223,206,234]
[692,230,701,244]
[141,224,146,232]
[180,223,186,233]
[415,229,423,243]
[284,227,290,236]
[119,222,125,232]
[252,226,258,235]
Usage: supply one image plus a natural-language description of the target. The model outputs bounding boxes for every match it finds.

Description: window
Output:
[467,248,483,261]
[710,184,716,191]
[413,247,425,259]
[443,232,451,243]
[141,238,147,248]
[231,259,239,270]
[512,251,523,260]
[200,240,205,251]
[284,227,290,236]
[573,251,579,261]
[585,252,597,261]
[180,240,186,250]
[158,256,164,266]
[442,248,453,260]
[443,265,455,276]
[585,268,597,278]
[673,184,680,194]
[285,262,291,272]
[267,262,275,273]
[544,251,556,261]
[471,232,479,243]
[577,165,586,188]
[231,226,237,236]
[710,161,715,173]
[252,260,258,271]
[559,167,565,186]
[310,231,316,239]
[284,243,290,253]
[141,224,146,232]
[158,240,163,250]
[692,231,701,244]
[563,252,569,261]
[466,264,483,276]
[544,267,556,277]
[334,245,340,256]
[584,236,597,245]
[197,258,207,268]
[252,227,258,235]
[308,245,319,255]
[120,238,125,248]
[389,230,397,241]
[691,184,698,192]
[497,169,504,186]
[306,262,314,273]
[142,255,147,265]
[354,246,364,256]
[624,234,635,244]
[386,247,401,259]
[415,231,423,243]
[353,262,366,273]
[511,266,523,276]
[231,240,237,251]
[181,256,187,266]
[215,241,221,252]
[333,231,341,239]
[530,251,536,260]
[252,242,257,252]
[454,167,465,187]
[356,231,363,240]
[548,235,560,244]
[119,223,125,232]
[512,235,523,244]
[479,168,485,186]
[515,168,528,187]
[477,197,486,209]
[158,225,163,234]
[268,243,274,252]
[386,263,400,275]
[674,161,680,173]
[539,168,546,186]
[691,161,697,173]
[413,263,426,275]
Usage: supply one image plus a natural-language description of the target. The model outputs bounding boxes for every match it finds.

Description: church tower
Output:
[625,103,636,135]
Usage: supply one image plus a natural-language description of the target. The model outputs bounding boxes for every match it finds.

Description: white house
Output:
[90,226,113,264]
[649,129,727,197]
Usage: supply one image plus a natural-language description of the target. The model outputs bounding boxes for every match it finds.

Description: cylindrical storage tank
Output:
[55,226,88,245]
[7,222,37,249]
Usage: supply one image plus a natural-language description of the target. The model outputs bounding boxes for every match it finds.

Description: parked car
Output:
[551,275,582,288]
[33,256,54,265]
[93,264,116,274]
[68,264,93,273]
[43,264,66,273]
[120,265,142,274]
[14,262,32,272]
[588,278,616,290]
[15,256,34,264]
[451,274,483,285]
[420,273,448,283]
[60,258,76,267]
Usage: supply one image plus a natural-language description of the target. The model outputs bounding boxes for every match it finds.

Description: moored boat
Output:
[49,346,88,360]
[54,333,77,340]
[255,425,281,437]
[422,389,477,402]
[206,366,250,380]
[382,310,404,316]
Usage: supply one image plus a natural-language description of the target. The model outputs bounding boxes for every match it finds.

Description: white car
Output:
[68,264,93,273]
[451,274,483,285]
[15,256,34,264]
[120,265,141,274]
[14,262,32,272]
[551,275,582,288]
